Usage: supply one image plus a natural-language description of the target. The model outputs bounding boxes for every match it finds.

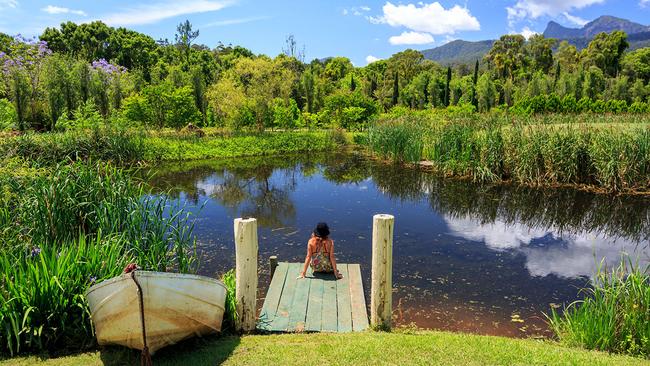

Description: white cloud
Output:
[562,12,589,26]
[42,5,87,16]
[98,0,233,26]
[366,55,381,64]
[389,31,434,45]
[204,16,269,27]
[444,215,650,279]
[372,2,480,35]
[0,0,17,10]
[641,0,650,7]
[343,6,371,17]
[507,0,604,25]
[519,26,538,39]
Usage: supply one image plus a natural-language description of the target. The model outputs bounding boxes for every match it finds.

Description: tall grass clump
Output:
[548,261,650,358]
[0,126,146,166]
[0,162,197,356]
[368,116,425,163]
[220,269,237,333]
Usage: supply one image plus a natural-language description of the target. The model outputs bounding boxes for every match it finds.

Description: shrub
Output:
[0,99,16,130]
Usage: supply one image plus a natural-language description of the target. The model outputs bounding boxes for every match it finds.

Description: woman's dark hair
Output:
[313,222,330,238]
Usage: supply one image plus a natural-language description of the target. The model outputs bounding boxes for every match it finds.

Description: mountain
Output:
[543,16,650,39]
[420,39,494,65]
[420,15,650,65]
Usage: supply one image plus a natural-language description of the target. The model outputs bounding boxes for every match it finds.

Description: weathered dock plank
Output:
[258,262,368,333]
[348,263,369,331]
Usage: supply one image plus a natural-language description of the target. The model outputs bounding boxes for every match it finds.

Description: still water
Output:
[146,152,650,338]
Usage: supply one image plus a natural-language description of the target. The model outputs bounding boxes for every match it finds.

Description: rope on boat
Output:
[126,264,154,366]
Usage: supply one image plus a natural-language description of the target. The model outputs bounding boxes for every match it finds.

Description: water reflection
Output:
[144,153,650,338]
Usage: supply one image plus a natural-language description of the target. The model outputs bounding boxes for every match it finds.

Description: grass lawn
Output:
[2,331,648,366]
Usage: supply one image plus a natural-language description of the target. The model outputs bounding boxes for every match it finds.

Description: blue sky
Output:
[0,0,648,65]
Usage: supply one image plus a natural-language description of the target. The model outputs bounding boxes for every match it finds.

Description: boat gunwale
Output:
[85,271,227,297]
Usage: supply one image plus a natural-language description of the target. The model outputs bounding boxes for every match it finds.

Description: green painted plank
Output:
[288,265,311,332]
[257,262,289,331]
[305,275,324,332]
[269,263,301,331]
[348,263,369,332]
[336,264,353,333]
[320,270,338,332]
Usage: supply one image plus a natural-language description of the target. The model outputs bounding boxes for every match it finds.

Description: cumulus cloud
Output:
[366,55,381,64]
[444,215,650,279]
[562,12,589,26]
[519,26,538,39]
[98,0,233,26]
[372,2,480,35]
[389,31,434,45]
[507,0,604,25]
[42,5,87,16]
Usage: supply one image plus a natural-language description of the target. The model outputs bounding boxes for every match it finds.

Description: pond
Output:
[146,152,650,338]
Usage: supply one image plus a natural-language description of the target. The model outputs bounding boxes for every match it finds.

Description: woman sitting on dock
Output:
[298,222,343,279]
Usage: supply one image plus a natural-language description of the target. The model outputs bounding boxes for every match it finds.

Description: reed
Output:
[366,112,650,192]
[547,261,650,358]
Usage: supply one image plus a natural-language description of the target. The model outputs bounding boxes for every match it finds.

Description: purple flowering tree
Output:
[90,58,127,118]
[0,35,52,130]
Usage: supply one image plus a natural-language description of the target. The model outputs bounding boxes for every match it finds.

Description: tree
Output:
[444,66,452,106]
[175,20,199,64]
[556,41,579,73]
[476,73,497,112]
[527,34,556,74]
[392,71,399,107]
[581,31,629,77]
[472,60,479,107]
[622,48,650,83]
[324,57,353,81]
[350,74,356,92]
[282,34,305,63]
[485,34,526,80]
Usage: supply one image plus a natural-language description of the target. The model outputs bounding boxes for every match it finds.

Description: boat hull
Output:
[86,271,227,353]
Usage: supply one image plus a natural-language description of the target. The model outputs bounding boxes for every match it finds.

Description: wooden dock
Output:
[257,262,369,333]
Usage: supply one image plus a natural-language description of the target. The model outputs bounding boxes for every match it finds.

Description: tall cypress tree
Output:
[472,60,479,108]
[350,74,356,92]
[392,71,399,106]
[444,66,452,107]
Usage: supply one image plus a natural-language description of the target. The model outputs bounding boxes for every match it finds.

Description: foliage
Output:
[220,270,237,333]
[548,261,650,358]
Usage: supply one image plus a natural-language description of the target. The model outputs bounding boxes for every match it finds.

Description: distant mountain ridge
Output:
[543,16,650,39]
[420,15,650,65]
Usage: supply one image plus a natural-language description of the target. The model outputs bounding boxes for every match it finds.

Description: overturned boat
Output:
[86,270,227,354]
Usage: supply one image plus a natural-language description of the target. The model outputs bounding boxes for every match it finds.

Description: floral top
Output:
[310,237,333,273]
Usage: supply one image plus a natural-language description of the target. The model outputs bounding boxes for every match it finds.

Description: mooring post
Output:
[234,217,258,332]
[269,255,278,280]
[371,214,394,329]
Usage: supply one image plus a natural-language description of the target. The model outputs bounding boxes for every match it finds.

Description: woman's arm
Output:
[298,240,313,279]
[328,240,343,279]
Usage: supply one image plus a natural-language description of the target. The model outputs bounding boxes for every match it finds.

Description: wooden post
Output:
[234,217,258,332]
[371,214,394,329]
[269,255,278,280]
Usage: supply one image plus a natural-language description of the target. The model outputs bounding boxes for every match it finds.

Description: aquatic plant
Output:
[547,261,650,358]
[365,112,650,192]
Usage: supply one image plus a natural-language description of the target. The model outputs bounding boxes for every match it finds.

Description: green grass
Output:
[0,128,343,165]
[548,262,650,357]
[1,331,648,366]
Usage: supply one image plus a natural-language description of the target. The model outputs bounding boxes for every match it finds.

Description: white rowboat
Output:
[86,271,227,353]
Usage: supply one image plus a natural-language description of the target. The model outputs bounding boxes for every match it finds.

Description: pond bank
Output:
[2,332,647,366]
